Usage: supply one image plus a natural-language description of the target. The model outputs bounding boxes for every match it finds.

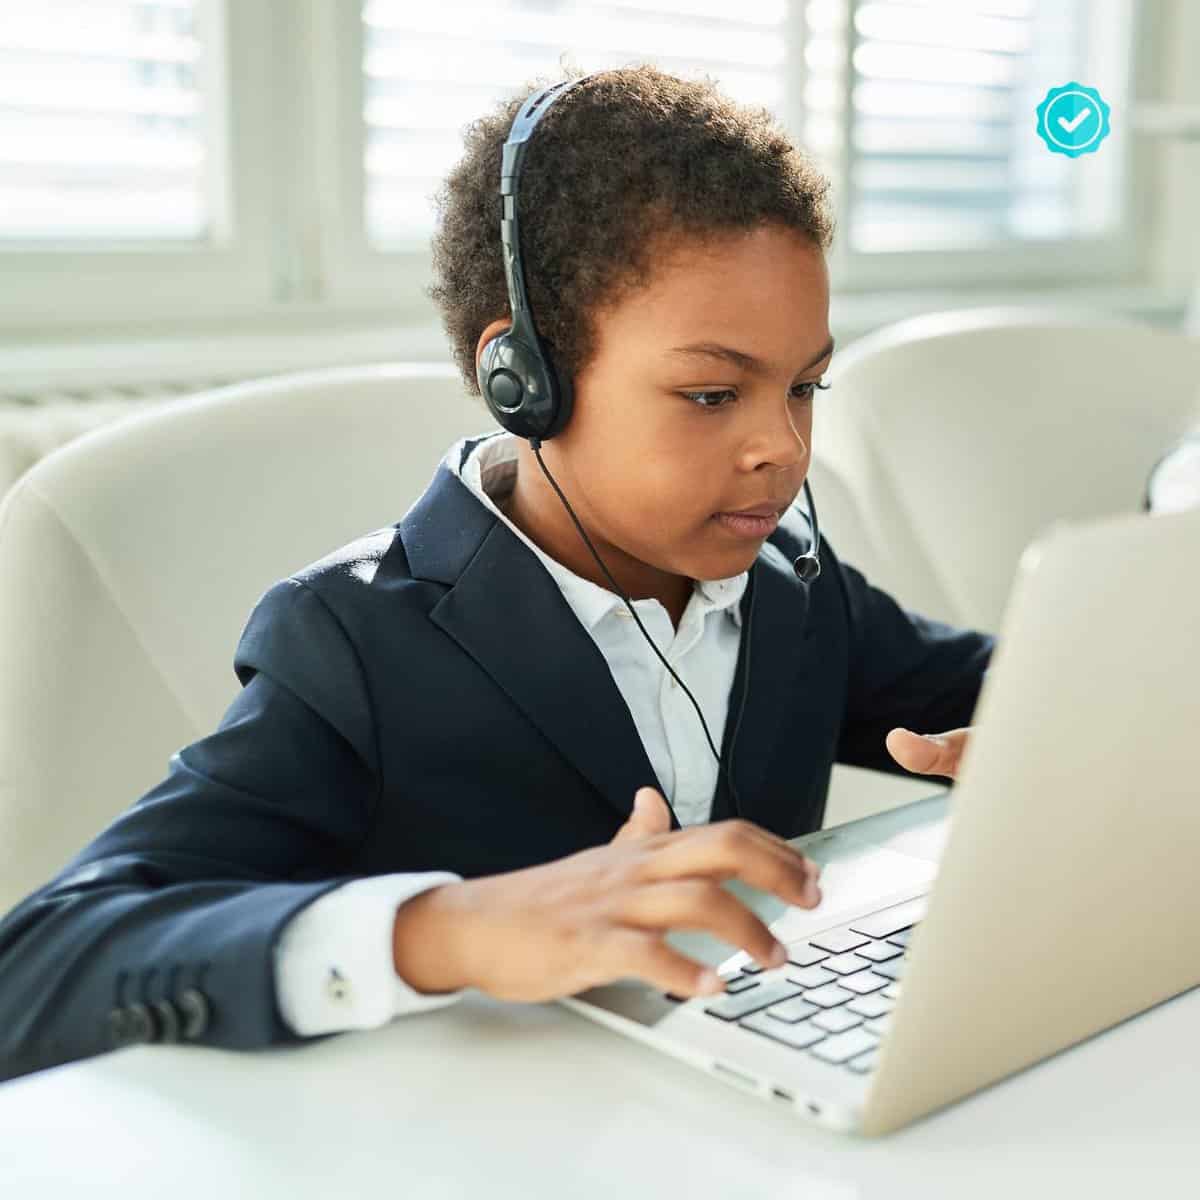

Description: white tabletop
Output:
[3,796,1197,1197]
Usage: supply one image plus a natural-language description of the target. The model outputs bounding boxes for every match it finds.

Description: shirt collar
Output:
[445,430,746,632]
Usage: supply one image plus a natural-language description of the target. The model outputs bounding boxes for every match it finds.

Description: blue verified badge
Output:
[1035,82,1111,157]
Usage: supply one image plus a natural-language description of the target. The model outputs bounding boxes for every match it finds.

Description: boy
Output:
[0,66,993,1083]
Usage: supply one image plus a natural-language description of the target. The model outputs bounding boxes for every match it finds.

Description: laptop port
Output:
[771,1086,794,1103]
[710,1061,759,1093]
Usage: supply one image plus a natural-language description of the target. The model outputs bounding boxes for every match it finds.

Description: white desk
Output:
[2,795,1197,1197]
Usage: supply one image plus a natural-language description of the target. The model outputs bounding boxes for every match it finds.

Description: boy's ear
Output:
[476,319,513,370]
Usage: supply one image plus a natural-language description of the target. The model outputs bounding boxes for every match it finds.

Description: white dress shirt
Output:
[272,429,750,1035]
[1147,431,1200,514]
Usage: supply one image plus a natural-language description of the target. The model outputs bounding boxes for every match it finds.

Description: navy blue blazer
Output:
[0,435,995,1082]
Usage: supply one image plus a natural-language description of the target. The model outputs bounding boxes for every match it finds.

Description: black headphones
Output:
[476,76,585,442]
[476,72,823,827]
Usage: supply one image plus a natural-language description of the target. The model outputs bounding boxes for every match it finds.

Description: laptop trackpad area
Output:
[664,844,939,972]
[568,843,939,1033]
[565,799,950,1028]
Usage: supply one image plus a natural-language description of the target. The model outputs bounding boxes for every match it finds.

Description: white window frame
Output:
[0,0,292,332]
[0,0,1162,337]
[317,0,1158,312]
[302,0,439,322]
[822,0,1154,293]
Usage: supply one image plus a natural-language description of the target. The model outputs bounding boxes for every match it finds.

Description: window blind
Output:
[360,0,791,249]
[0,0,216,242]
[804,0,1124,252]
[362,0,1127,256]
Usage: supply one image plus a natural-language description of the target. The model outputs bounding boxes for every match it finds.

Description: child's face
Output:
[478,222,831,603]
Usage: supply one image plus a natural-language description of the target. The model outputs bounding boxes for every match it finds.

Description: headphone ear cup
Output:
[477,330,566,441]
[478,331,534,435]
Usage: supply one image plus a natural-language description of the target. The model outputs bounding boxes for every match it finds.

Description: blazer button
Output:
[152,998,182,1044]
[125,1002,159,1043]
[177,987,210,1040]
[107,1007,130,1049]
[326,967,350,1002]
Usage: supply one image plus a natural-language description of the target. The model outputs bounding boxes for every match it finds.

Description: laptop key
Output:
[820,952,873,975]
[846,994,892,1019]
[667,973,760,1001]
[881,983,902,1000]
[704,979,802,1021]
[785,944,829,968]
[872,958,906,982]
[848,897,928,939]
[811,1007,862,1034]
[764,996,818,1024]
[808,928,871,955]
[885,929,912,949]
[800,982,855,1008]
[739,1012,826,1050]
[838,970,889,995]
[724,976,761,995]
[847,1048,880,1074]
[864,1015,892,1036]
[810,1027,879,1065]
[785,965,835,989]
[855,940,903,963]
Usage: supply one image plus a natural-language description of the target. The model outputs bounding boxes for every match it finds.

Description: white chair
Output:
[817,307,1200,634]
[0,361,932,914]
[0,364,485,913]
[0,398,171,505]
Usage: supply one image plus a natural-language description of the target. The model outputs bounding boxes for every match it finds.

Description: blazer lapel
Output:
[401,445,814,833]
[402,448,667,829]
[709,536,813,829]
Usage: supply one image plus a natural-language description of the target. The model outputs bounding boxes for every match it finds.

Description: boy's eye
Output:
[681,380,830,410]
[680,389,735,409]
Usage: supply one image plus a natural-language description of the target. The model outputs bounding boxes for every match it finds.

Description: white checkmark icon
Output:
[1057,108,1092,134]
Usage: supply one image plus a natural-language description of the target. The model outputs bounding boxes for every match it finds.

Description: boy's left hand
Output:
[884,726,971,779]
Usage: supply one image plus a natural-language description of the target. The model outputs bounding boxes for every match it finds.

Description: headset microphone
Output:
[477,73,823,828]
[791,485,822,584]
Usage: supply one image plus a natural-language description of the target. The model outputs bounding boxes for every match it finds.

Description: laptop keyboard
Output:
[666,895,926,1075]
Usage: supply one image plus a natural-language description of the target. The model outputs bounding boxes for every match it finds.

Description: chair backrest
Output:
[0,364,495,911]
[0,398,169,504]
[0,361,895,913]
[815,307,1200,633]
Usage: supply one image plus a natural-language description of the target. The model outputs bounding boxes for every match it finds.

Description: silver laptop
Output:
[558,502,1200,1135]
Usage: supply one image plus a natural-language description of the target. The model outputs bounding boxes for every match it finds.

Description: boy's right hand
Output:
[390,786,822,1003]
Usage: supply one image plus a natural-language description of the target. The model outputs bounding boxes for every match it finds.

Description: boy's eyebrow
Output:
[665,336,836,376]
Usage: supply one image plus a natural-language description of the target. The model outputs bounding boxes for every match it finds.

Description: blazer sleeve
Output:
[0,577,382,1084]
[825,538,997,785]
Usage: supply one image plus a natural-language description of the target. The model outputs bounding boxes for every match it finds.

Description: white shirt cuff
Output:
[272,872,466,1036]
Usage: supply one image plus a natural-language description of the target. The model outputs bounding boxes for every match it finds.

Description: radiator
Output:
[0,377,244,501]
[0,378,239,408]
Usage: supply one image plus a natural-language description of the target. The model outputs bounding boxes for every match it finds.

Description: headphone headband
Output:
[478,73,601,442]
[499,74,597,333]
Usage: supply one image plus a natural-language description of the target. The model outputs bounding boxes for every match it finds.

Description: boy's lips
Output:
[716,500,789,517]
[712,509,782,539]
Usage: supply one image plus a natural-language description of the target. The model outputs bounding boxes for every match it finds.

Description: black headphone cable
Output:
[528,435,756,822]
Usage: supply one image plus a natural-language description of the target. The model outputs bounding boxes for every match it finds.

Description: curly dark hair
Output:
[426,62,836,403]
